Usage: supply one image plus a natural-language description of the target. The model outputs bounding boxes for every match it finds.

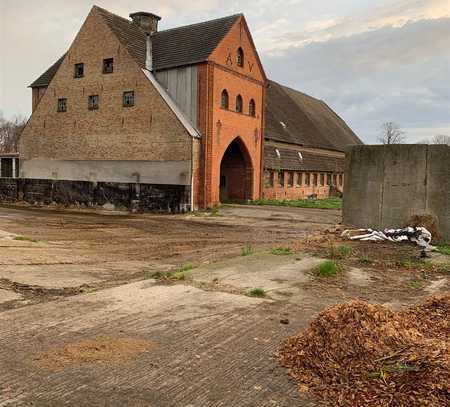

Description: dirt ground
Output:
[0,204,448,406]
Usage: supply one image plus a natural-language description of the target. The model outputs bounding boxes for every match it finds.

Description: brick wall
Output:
[198,16,265,207]
[21,7,192,163]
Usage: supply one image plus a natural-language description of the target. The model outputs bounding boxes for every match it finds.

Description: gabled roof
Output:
[29,7,241,87]
[265,80,362,152]
[29,53,66,88]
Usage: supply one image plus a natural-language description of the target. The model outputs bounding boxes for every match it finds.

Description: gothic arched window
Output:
[221,89,229,109]
[237,47,244,67]
[249,99,256,116]
[236,94,243,113]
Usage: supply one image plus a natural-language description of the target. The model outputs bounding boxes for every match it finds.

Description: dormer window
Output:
[74,63,84,78]
[249,99,256,117]
[103,58,114,74]
[221,90,229,109]
[236,94,243,113]
[237,47,244,67]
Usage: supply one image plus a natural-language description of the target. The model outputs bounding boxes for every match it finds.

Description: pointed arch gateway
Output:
[219,137,254,202]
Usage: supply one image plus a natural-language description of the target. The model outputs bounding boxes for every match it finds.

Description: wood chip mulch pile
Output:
[278,295,449,406]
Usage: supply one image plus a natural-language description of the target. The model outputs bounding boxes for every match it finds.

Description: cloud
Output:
[262,17,450,143]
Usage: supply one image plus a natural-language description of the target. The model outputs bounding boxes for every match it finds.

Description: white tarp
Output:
[342,227,434,250]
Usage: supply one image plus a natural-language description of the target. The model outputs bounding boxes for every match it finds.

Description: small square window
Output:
[123,91,135,107]
[57,98,67,112]
[88,95,99,110]
[103,58,114,74]
[74,63,84,78]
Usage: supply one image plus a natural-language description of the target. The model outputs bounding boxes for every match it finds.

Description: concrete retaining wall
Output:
[343,145,449,241]
[0,178,190,213]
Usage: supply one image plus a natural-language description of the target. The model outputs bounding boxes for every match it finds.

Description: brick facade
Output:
[198,16,265,207]
[20,8,192,163]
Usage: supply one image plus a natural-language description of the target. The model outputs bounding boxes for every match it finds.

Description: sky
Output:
[1,0,449,143]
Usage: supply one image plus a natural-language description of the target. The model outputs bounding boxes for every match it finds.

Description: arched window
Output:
[221,89,229,109]
[249,99,256,116]
[237,47,244,67]
[236,94,243,113]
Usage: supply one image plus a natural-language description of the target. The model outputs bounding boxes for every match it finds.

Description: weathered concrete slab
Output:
[192,253,324,292]
[0,289,22,304]
[0,281,315,407]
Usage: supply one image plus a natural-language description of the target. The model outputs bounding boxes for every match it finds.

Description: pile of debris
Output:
[278,295,449,406]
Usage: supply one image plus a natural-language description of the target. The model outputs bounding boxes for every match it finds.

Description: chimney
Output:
[129,12,161,34]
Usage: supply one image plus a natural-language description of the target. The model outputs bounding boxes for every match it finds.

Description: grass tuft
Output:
[13,236,38,243]
[241,243,254,256]
[407,280,423,290]
[271,247,293,255]
[437,245,450,256]
[248,198,342,210]
[314,260,343,277]
[359,255,372,264]
[247,287,266,297]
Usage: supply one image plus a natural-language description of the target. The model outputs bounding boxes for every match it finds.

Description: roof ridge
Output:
[94,5,241,36]
[157,13,242,34]
[270,79,324,104]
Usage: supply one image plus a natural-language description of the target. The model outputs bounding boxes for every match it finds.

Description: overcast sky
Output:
[1,0,449,143]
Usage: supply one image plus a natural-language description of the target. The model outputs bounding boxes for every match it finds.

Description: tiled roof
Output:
[264,145,345,172]
[265,80,362,152]
[29,54,66,88]
[29,7,240,87]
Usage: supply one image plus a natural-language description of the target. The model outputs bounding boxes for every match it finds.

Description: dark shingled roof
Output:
[265,80,362,152]
[29,7,240,87]
[264,145,345,172]
[29,53,66,88]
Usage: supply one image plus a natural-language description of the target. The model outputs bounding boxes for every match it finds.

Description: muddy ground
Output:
[0,204,448,406]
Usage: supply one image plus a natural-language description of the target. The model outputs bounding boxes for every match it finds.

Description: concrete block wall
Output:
[343,145,449,241]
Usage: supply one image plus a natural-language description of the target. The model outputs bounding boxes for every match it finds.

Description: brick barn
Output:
[17,6,362,211]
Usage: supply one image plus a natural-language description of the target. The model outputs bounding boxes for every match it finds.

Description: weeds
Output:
[249,198,342,210]
[13,236,37,243]
[241,244,254,256]
[172,263,194,280]
[436,245,450,256]
[407,280,423,290]
[247,287,266,297]
[314,260,343,277]
[328,243,353,259]
[271,247,293,255]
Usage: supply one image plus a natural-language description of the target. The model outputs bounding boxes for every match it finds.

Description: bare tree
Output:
[430,134,450,145]
[0,113,27,153]
[378,122,405,144]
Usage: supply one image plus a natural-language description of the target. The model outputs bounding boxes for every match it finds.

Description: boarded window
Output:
[57,98,67,112]
[320,174,325,186]
[296,172,302,186]
[339,174,344,186]
[327,174,332,185]
[221,90,229,109]
[74,63,84,78]
[305,173,310,186]
[123,91,135,107]
[287,172,294,187]
[278,171,284,187]
[333,174,337,185]
[236,94,243,113]
[249,99,256,117]
[313,174,318,186]
[265,171,274,188]
[103,58,114,74]
[88,95,99,110]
